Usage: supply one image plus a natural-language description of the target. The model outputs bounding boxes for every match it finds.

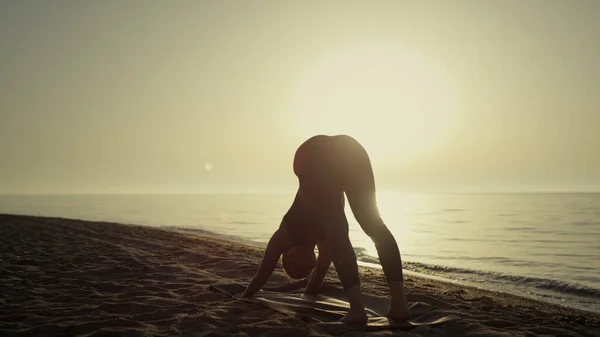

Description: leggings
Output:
[282,135,404,290]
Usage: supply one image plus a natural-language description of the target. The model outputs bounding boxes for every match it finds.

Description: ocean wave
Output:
[504,226,536,231]
[442,208,467,212]
[406,262,600,299]
[500,275,600,298]
[572,221,599,227]
[162,227,600,301]
[158,226,214,235]
[352,249,600,299]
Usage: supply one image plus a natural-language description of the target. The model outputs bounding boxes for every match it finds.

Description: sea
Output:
[1,192,598,313]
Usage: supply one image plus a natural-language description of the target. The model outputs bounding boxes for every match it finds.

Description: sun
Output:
[286,42,458,167]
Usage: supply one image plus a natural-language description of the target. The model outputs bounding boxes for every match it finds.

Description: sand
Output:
[1,214,599,337]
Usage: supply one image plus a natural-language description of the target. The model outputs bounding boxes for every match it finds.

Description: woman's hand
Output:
[303,281,320,295]
[241,228,295,299]
[303,241,332,295]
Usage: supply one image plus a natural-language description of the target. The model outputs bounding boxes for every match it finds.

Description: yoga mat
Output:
[210,280,458,334]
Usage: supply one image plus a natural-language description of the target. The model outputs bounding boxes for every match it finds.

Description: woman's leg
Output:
[334,135,404,283]
[338,136,410,320]
[315,206,368,323]
[346,189,404,284]
[295,138,368,323]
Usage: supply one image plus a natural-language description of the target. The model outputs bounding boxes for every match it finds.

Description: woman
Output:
[241,135,410,323]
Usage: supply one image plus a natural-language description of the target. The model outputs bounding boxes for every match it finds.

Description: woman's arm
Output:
[242,227,294,298]
[304,241,332,294]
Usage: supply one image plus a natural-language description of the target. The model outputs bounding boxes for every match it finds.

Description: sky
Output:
[1,0,598,194]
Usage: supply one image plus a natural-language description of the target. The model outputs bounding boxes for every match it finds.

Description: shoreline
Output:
[161,223,600,315]
[2,214,599,336]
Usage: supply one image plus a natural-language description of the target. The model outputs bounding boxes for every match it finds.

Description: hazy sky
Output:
[1,1,598,194]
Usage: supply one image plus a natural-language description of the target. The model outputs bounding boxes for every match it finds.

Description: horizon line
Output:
[1,189,599,196]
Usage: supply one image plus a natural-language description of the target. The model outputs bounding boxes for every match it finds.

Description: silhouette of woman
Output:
[242,134,410,323]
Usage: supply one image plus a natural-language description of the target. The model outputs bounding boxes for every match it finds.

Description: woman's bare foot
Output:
[340,285,368,324]
[386,303,411,321]
[386,281,411,321]
[340,309,368,324]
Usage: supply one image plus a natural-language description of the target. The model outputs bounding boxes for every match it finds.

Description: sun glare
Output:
[287,42,458,167]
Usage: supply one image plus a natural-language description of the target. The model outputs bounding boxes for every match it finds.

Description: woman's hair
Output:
[282,245,316,279]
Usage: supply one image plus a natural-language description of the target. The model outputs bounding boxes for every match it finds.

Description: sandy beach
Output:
[1,214,598,337]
